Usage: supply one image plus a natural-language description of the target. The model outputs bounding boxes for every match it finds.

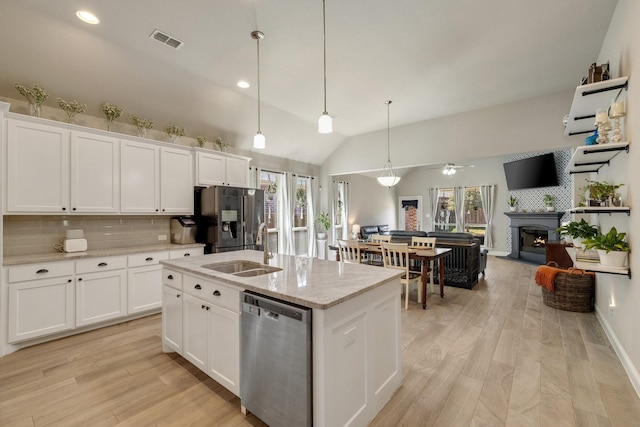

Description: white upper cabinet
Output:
[70,131,120,213]
[6,119,70,212]
[121,140,161,213]
[161,147,193,214]
[196,151,249,187]
[121,140,193,214]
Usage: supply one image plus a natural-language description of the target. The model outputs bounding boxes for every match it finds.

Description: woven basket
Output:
[541,267,595,312]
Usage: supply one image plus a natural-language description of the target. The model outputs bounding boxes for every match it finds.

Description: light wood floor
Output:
[1,256,639,426]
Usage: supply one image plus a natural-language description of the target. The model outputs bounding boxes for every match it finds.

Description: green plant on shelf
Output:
[582,227,630,253]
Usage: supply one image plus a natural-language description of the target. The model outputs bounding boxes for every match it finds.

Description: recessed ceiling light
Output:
[237,81,250,89]
[76,10,100,25]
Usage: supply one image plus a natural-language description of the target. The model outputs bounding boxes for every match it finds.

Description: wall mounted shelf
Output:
[565,141,629,174]
[567,206,630,216]
[564,76,629,136]
[566,248,631,278]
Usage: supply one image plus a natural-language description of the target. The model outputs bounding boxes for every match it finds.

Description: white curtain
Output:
[278,173,293,255]
[479,184,495,248]
[428,188,440,231]
[454,186,466,232]
[306,177,318,257]
[331,180,339,244]
[342,182,350,240]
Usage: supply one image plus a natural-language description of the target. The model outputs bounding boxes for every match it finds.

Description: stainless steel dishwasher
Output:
[240,291,312,427]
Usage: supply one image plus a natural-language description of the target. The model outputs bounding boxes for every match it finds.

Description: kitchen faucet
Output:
[258,223,272,264]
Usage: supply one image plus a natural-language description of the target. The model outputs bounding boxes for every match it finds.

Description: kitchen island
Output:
[160,250,403,427]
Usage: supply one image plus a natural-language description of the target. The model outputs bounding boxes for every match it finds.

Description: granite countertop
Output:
[160,250,403,310]
[3,243,205,266]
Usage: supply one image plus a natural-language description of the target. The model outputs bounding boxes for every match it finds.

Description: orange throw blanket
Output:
[535,265,565,291]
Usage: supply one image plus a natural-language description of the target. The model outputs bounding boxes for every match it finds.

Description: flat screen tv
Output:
[503,153,559,190]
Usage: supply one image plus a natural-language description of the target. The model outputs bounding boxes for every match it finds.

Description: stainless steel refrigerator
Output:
[195,186,264,253]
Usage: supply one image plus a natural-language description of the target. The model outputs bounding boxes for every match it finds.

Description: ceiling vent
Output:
[150,29,184,49]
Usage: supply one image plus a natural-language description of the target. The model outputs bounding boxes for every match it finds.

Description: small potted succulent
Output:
[582,227,630,267]
[214,136,229,152]
[315,211,331,240]
[508,195,517,212]
[196,135,207,148]
[543,194,555,211]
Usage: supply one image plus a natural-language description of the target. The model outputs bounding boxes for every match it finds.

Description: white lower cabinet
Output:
[163,271,241,396]
[8,274,75,343]
[162,283,183,353]
[127,251,169,314]
[76,269,127,327]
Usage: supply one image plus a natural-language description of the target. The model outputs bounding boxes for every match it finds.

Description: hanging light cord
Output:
[322,0,328,115]
[386,100,391,162]
[256,34,262,132]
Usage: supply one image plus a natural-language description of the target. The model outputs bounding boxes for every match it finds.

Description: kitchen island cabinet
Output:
[161,250,403,427]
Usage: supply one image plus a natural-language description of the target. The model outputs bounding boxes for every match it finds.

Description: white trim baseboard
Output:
[595,305,640,398]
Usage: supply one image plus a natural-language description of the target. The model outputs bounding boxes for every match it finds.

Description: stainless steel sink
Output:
[232,267,282,277]
[201,261,281,277]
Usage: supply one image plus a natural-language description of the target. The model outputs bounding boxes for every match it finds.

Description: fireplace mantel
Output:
[505,211,565,263]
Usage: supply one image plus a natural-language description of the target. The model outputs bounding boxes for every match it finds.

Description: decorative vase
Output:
[596,250,628,268]
[572,237,584,250]
[28,102,41,118]
[545,206,555,212]
[168,134,179,144]
[106,117,114,131]
[137,127,148,138]
[316,232,327,240]
[509,206,517,212]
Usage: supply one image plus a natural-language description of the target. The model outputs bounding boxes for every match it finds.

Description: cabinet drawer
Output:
[76,256,127,274]
[128,251,169,268]
[163,269,183,290]
[183,275,241,312]
[8,261,74,283]
[169,247,204,259]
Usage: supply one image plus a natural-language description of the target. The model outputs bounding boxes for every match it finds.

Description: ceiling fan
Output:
[425,163,475,175]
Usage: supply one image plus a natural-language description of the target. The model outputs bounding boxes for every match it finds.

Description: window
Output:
[260,171,280,252]
[292,175,311,255]
[434,187,487,241]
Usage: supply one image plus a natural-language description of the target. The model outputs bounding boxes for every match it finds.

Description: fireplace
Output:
[504,212,564,264]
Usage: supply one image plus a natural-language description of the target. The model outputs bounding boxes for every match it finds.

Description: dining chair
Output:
[367,234,391,265]
[381,243,422,309]
[338,239,363,264]
[411,236,436,293]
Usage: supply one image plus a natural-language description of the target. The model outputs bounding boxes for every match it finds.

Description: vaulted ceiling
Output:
[0,0,618,165]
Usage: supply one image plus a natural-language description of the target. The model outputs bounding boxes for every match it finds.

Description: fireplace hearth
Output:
[504,211,564,264]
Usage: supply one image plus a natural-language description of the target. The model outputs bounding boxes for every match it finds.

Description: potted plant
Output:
[556,219,598,248]
[582,227,630,267]
[586,180,624,207]
[266,178,277,200]
[543,194,555,211]
[315,211,331,240]
[165,124,186,143]
[508,195,517,212]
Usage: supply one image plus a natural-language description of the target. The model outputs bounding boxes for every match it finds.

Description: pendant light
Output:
[251,30,266,149]
[318,0,333,134]
[377,100,401,187]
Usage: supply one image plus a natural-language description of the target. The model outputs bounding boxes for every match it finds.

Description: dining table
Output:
[357,243,452,309]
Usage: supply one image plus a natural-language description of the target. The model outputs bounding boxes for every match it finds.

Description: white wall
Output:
[335,174,397,230]
[591,0,640,395]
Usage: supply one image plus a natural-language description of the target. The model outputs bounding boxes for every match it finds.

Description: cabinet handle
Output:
[213,290,221,297]
[206,306,210,311]
[36,269,49,274]
[62,207,66,211]
[195,284,202,290]
[68,279,72,283]
[72,207,76,211]
[167,274,174,280]
[145,257,154,262]
[184,253,191,257]
[78,277,83,281]
[155,209,159,212]
[176,294,181,298]
[98,262,108,267]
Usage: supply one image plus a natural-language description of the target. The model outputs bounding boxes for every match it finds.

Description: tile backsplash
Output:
[3,215,171,257]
